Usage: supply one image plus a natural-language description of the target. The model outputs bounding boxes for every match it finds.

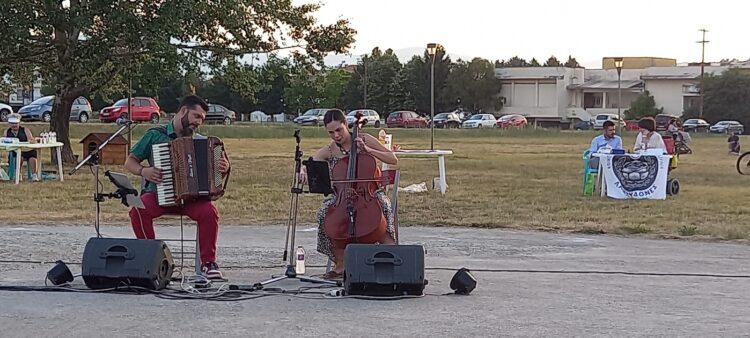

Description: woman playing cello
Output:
[298,109,398,279]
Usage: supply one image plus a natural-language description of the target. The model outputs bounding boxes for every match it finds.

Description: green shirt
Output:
[130,122,177,192]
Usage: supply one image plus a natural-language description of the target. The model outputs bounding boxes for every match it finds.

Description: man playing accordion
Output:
[124,95,230,279]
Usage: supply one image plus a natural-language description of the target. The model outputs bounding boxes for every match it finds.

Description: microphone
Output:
[116,117,135,126]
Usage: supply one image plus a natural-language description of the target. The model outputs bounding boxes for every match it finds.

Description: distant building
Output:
[495,58,746,127]
[601,57,676,70]
[1,75,43,109]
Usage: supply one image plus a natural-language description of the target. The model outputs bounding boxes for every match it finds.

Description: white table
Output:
[389,149,453,194]
[0,142,64,184]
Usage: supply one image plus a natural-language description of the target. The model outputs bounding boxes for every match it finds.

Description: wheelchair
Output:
[661,135,681,196]
[671,131,692,155]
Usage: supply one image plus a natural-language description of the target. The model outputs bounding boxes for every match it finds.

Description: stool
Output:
[158,215,202,278]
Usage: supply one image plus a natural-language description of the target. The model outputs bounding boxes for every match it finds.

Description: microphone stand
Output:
[70,122,135,237]
[251,129,339,290]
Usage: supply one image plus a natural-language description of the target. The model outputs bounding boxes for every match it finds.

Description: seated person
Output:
[586,120,622,168]
[4,113,39,181]
[728,132,741,155]
[123,95,230,279]
[633,117,666,152]
[298,109,399,279]
[588,120,623,153]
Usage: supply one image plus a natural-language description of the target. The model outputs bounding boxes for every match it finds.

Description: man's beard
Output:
[180,114,194,136]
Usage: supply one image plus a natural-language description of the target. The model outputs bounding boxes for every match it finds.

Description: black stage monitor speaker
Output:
[81,237,174,290]
[344,244,426,296]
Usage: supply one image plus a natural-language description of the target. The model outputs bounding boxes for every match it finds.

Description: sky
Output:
[302,0,750,69]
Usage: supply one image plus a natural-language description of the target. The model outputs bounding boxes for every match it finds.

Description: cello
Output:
[324,112,388,249]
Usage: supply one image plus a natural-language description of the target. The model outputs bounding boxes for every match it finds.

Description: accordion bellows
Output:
[151,136,228,207]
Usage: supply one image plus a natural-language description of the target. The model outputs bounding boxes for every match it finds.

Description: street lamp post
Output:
[427,43,438,151]
[614,57,624,135]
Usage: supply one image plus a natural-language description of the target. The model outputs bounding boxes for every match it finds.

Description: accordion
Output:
[150,136,229,207]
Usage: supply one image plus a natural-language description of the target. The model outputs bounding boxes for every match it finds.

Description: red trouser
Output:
[129,192,219,264]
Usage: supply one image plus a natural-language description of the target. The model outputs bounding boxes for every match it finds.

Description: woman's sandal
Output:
[322,270,343,280]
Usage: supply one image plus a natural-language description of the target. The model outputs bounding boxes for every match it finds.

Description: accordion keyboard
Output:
[152,143,176,206]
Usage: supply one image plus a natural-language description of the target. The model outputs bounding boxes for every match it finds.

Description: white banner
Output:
[600,154,671,200]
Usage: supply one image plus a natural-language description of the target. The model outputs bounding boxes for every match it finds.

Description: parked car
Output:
[430,112,462,128]
[592,114,625,130]
[386,111,428,128]
[496,114,528,128]
[655,114,681,131]
[99,97,161,124]
[206,104,236,125]
[710,120,744,134]
[682,118,710,132]
[0,102,13,122]
[17,95,93,123]
[293,108,329,126]
[574,120,593,130]
[461,114,497,128]
[346,109,381,128]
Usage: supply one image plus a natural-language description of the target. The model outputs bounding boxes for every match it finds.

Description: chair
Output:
[325,168,401,272]
[7,151,32,181]
[582,150,598,196]
[661,135,681,196]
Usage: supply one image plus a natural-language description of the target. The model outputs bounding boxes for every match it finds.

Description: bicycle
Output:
[736,151,750,175]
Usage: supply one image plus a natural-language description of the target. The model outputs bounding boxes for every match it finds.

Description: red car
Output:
[99,97,162,123]
[496,114,527,128]
[386,111,428,128]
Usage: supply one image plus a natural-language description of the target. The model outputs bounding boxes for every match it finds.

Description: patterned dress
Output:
[316,145,395,260]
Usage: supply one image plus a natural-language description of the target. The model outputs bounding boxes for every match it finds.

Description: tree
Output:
[390,56,426,112]
[529,58,541,67]
[446,58,502,112]
[506,56,529,67]
[0,0,355,162]
[702,68,750,126]
[564,55,581,68]
[544,56,562,67]
[625,90,663,119]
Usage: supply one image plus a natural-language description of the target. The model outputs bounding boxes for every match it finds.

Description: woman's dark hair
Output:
[323,109,346,125]
[638,117,656,132]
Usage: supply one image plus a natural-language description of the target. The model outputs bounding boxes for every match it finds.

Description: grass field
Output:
[2,122,748,241]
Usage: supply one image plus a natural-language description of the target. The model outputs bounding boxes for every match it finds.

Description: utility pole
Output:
[363,58,368,108]
[697,29,709,119]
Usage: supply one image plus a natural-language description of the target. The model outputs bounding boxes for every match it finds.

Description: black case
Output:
[81,237,174,290]
[344,244,426,296]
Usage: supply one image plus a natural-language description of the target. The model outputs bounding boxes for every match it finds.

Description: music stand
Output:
[104,171,144,209]
[303,158,334,195]
[249,130,339,291]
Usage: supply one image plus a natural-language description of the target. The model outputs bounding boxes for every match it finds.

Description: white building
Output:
[495,67,586,125]
[495,63,738,126]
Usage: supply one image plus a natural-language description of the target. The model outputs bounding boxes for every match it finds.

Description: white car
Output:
[593,114,625,130]
[0,103,13,122]
[346,109,381,128]
[462,114,497,128]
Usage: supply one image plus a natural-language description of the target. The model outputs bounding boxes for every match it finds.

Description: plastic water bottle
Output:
[295,246,306,275]
[50,132,56,143]
[40,132,48,144]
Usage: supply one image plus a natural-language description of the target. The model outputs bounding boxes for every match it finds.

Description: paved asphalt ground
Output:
[1,224,749,337]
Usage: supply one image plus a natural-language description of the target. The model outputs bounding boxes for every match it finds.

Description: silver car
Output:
[293,108,329,126]
[17,95,93,123]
